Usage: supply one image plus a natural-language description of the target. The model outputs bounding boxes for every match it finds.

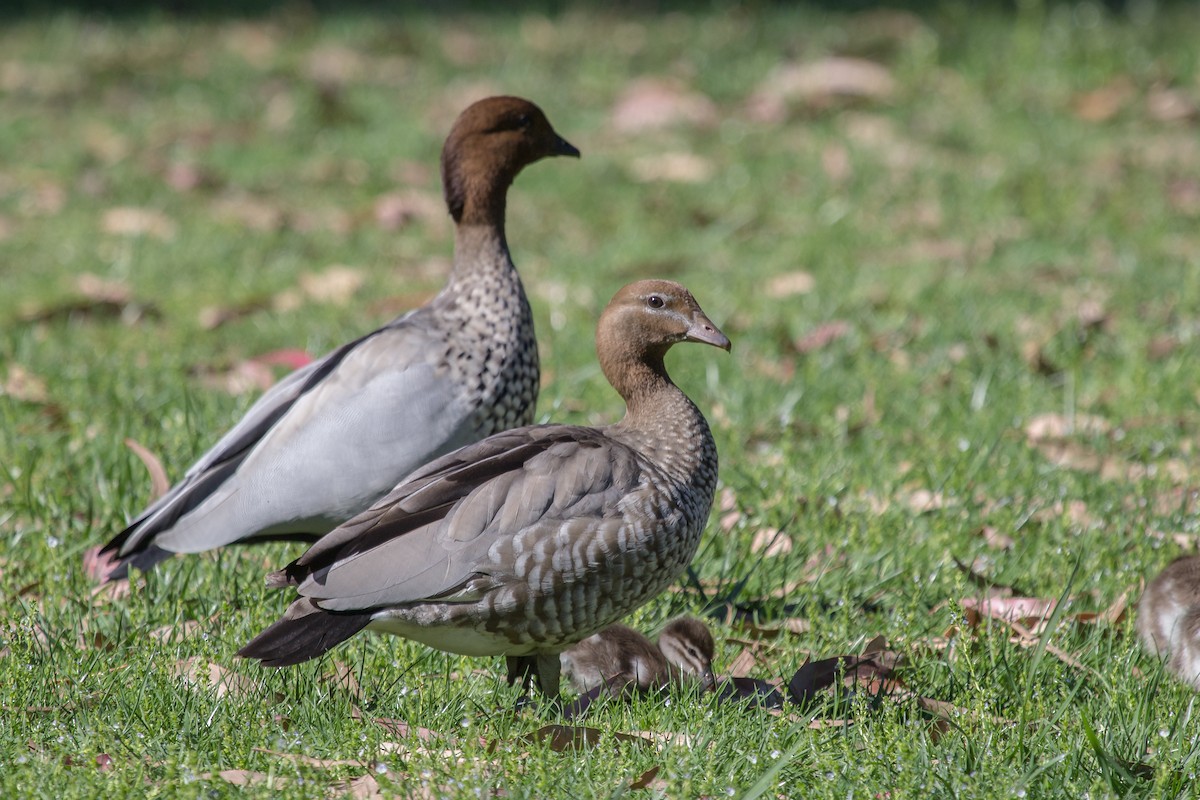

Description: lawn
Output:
[3,2,1200,797]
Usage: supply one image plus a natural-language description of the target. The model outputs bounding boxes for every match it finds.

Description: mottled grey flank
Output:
[96,97,576,581]
[239,280,730,697]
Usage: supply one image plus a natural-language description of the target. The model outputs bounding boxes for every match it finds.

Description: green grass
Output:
[4,2,1200,797]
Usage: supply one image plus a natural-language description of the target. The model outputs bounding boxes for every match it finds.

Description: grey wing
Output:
[104,310,467,559]
[281,428,644,613]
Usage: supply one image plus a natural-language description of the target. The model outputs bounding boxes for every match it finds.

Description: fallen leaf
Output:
[787,654,899,707]
[1166,179,1200,217]
[750,527,793,557]
[273,266,367,311]
[148,620,201,644]
[793,320,851,354]
[629,766,662,791]
[952,555,1023,597]
[208,769,277,787]
[726,644,765,679]
[90,578,132,603]
[252,747,363,769]
[611,77,717,133]
[629,152,714,184]
[1146,86,1197,123]
[101,207,176,240]
[330,773,384,799]
[193,359,276,395]
[256,349,315,371]
[210,193,286,232]
[767,271,816,297]
[124,438,170,500]
[1024,413,1111,441]
[1072,77,1135,122]
[164,161,221,193]
[82,547,127,586]
[747,58,895,122]
[197,298,269,330]
[1,365,49,404]
[960,596,1056,631]
[373,190,444,231]
[325,661,363,701]
[525,724,651,752]
[821,144,852,183]
[976,525,1015,551]
[901,488,948,514]
[173,657,254,698]
[76,273,132,305]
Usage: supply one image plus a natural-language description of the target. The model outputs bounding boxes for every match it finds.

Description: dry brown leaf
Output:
[223,23,278,67]
[124,438,170,500]
[976,525,1015,551]
[821,144,852,183]
[374,191,444,231]
[207,769,278,787]
[197,299,268,330]
[961,596,1056,631]
[915,696,1013,728]
[747,58,895,122]
[629,765,664,791]
[726,644,765,679]
[330,774,384,799]
[611,77,717,133]
[901,488,948,514]
[628,152,714,184]
[325,661,363,701]
[793,320,851,354]
[101,207,177,240]
[81,547,126,589]
[952,555,1021,597]
[76,273,133,305]
[1,365,48,404]
[750,527,793,557]
[1023,412,1111,441]
[193,359,276,395]
[164,161,220,193]
[173,657,254,699]
[1146,86,1197,123]
[149,620,201,644]
[274,266,366,311]
[767,271,816,297]
[252,747,363,769]
[1168,179,1200,219]
[210,193,285,232]
[1147,529,1200,549]
[1072,77,1135,122]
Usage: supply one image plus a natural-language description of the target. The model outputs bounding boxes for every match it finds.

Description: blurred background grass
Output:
[3,2,1200,797]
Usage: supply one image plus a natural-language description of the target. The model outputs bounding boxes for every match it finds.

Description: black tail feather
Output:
[238,598,372,667]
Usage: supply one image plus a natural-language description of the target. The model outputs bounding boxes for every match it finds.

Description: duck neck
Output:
[447,222,514,287]
[443,154,515,231]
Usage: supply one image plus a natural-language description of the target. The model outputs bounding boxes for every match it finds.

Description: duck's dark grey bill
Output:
[551,135,581,158]
[686,317,731,351]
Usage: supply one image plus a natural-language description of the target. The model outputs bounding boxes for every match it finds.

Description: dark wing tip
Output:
[238,598,372,667]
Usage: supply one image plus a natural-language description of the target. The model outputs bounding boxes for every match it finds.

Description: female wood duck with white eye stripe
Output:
[238,280,729,699]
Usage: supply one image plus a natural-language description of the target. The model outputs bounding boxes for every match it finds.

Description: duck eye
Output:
[647,295,664,309]
[515,113,532,129]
